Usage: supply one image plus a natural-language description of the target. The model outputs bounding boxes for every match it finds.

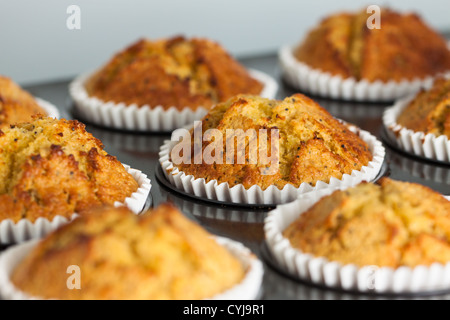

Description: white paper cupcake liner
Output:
[35,97,60,119]
[69,68,278,132]
[279,44,450,102]
[264,188,450,295]
[158,122,385,205]
[0,235,263,300]
[383,94,450,163]
[208,236,264,300]
[0,164,151,245]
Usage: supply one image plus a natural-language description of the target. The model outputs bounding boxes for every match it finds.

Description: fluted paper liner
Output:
[279,45,450,102]
[36,97,60,119]
[69,69,278,132]
[0,236,263,300]
[0,164,151,244]
[264,189,450,294]
[158,122,385,205]
[383,94,450,163]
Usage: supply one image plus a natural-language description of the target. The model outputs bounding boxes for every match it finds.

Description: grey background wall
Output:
[1,0,449,85]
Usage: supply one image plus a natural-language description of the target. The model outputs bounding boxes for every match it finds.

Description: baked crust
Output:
[294,8,450,82]
[86,36,263,110]
[283,178,450,268]
[173,94,372,190]
[0,117,138,223]
[11,203,245,300]
[397,76,450,138]
[294,13,355,78]
[0,76,47,129]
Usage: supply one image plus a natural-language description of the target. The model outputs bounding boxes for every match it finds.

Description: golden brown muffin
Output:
[294,8,450,82]
[0,117,139,223]
[0,76,48,129]
[85,36,263,110]
[283,177,450,268]
[11,203,246,300]
[171,93,372,190]
[397,76,450,138]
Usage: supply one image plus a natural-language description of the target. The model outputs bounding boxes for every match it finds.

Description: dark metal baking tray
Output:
[2,52,449,300]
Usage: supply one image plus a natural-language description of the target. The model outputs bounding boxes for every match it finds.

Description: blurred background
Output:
[1,0,449,85]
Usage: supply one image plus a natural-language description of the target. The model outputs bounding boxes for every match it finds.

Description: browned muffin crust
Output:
[172,94,372,190]
[0,117,139,223]
[11,203,245,300]
[294,8,450,82]
[283,178,450,268]
[85,36,263,110]
[0,76,48,129]
[397,76,450,138]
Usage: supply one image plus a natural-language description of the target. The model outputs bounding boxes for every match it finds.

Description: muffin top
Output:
[294,8,450,82]
[172,93,372,190]
[0,76,48,129]
[283,177,450,268]
[396,76,450,138]
[0,117,138,223]
[11,203,246,300]
[85,36,263,110]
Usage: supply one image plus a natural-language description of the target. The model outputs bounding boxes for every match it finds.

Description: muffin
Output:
[283,178,450,268]
[265,177,450,293]
[160,93,385,205]
[280,7,450,101]
[396,76,450,138]
[0,116,139,223]
[70,35,275,131]
[294,8,450,83]
[382,76,450,163]
[0,76,50,129]
[9,203,249,300]
[172,93,373,190]
[85,36,263,110]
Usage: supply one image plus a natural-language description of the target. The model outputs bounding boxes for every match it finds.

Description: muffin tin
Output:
[1,51,449,300]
